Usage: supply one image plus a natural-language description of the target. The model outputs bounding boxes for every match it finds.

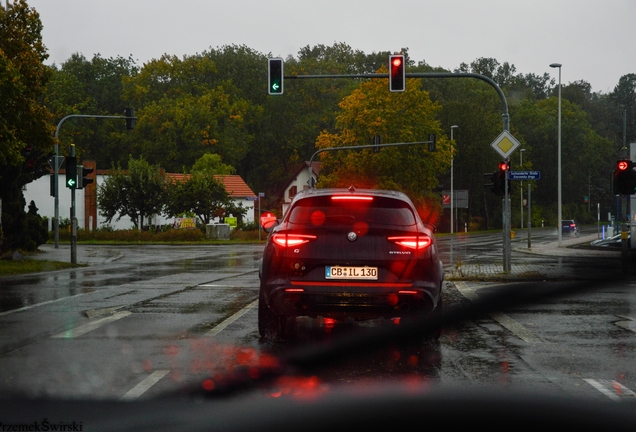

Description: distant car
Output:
[561,220,580,235]
[258,188,444,340]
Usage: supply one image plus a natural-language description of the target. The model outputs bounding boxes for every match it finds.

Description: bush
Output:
[229,228,261,241]
[58,227,205,242]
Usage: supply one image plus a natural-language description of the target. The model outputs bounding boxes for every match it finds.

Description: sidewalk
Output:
[446,233,621,281]
[31,243,124,266]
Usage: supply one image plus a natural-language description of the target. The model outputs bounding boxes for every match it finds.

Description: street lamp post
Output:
[450,125,458,234]
[520,148,526,229]
[550,63,562,247]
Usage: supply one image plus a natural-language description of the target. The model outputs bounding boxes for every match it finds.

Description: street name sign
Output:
[508,171,541,180]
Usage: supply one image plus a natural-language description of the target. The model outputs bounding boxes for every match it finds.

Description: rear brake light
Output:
[272,233,317,247]
[387,236,432,250]
[331,196,374,201]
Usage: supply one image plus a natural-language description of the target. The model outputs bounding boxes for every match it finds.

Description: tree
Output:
[191,153,235,175]
[164,172,230,225]
[315,70,451,225]
[97,157,165,228]
[44,53,139,168]
[0,0,54,252]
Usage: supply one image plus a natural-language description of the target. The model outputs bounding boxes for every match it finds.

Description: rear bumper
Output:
[263,280,440,319]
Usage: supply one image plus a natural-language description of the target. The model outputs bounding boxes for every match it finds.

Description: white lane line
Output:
[204,300,258,337]
[120,370,170,401]
[615,315,636,333]
[51,311,132,339]
[584,379,636,401]
[0,293,91,317]
[454,281,544,344]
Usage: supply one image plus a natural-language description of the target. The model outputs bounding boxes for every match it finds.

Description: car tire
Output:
[431,294,443,340]
[258,289,278,339]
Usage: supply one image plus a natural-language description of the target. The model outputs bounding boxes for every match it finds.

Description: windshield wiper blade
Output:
[169,279,609,399]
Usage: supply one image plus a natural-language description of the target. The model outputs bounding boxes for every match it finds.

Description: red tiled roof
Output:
[164,173,256,198]
[214,175,256,198]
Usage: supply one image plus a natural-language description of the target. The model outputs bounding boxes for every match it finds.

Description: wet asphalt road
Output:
[0,232,635,402]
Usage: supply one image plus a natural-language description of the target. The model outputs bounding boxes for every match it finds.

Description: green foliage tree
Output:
[44,53,138,168]
[0,0,54,253]
[97,157,165,228]
[164,173,230,225]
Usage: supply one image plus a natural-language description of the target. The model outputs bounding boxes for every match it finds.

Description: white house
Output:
[22,168,257,231]
[280,161,321,216]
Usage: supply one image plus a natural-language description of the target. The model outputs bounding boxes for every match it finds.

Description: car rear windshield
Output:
[286,195,417,227]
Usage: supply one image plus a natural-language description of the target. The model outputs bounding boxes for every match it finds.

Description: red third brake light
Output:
[272,233,317,247]
[331,196,374,201]
[387,236,432,250]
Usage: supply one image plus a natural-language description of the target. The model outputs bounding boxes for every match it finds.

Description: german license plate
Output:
[325,266,378,280]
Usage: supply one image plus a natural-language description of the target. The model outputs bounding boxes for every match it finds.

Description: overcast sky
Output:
[24,0,636,94]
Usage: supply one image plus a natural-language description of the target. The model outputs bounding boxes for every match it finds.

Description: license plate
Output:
[325,266,378,280]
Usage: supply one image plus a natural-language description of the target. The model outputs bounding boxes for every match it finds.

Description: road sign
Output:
[490,130,521,159]
[508,171,541,180]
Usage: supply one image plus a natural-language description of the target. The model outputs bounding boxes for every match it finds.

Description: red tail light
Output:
[272,233,317,247]
[387,235,432,250]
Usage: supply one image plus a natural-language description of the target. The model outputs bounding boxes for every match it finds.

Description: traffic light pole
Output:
[503,159,511,272]
[70,144,77,264]
[54,113,136,249]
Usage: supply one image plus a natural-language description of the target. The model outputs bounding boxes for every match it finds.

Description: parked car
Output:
[258,187,444,339]
[561,220,580,235]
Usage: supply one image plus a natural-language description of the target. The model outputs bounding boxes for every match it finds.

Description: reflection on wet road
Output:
[0,241,634,403]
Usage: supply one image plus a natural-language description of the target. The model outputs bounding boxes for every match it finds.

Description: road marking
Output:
[454,281,543,344]
[584,379,636,401]
[120,370,170,401]
[204,300,258,337]
[615,315,636,333]
[0,293,91,317]
[51,311,132,339]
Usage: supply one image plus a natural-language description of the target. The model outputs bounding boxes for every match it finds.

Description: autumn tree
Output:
[0,0,54,252]
[315,71,450,224]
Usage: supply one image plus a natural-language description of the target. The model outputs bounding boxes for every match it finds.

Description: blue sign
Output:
[508,171,540,180]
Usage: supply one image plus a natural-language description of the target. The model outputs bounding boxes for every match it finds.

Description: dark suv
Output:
[561,220,580,235]
[258,188,444,339]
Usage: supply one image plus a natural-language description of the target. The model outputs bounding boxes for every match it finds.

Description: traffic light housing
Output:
[268,58,284,95]
[495,160,510,195]
[65,156,77,189]
[77,165,94,189]
[614,159,636,195]
[125,107,135,130]
[428,134,436,152]
[484,172,497,194]
[389,54,405,92]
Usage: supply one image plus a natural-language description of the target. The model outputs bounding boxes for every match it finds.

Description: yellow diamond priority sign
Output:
[490,130,521,159]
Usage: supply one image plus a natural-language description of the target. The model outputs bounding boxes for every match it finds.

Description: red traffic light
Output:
[389,54,405,92]
[498,161,507,171]
[617,160,630,171]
